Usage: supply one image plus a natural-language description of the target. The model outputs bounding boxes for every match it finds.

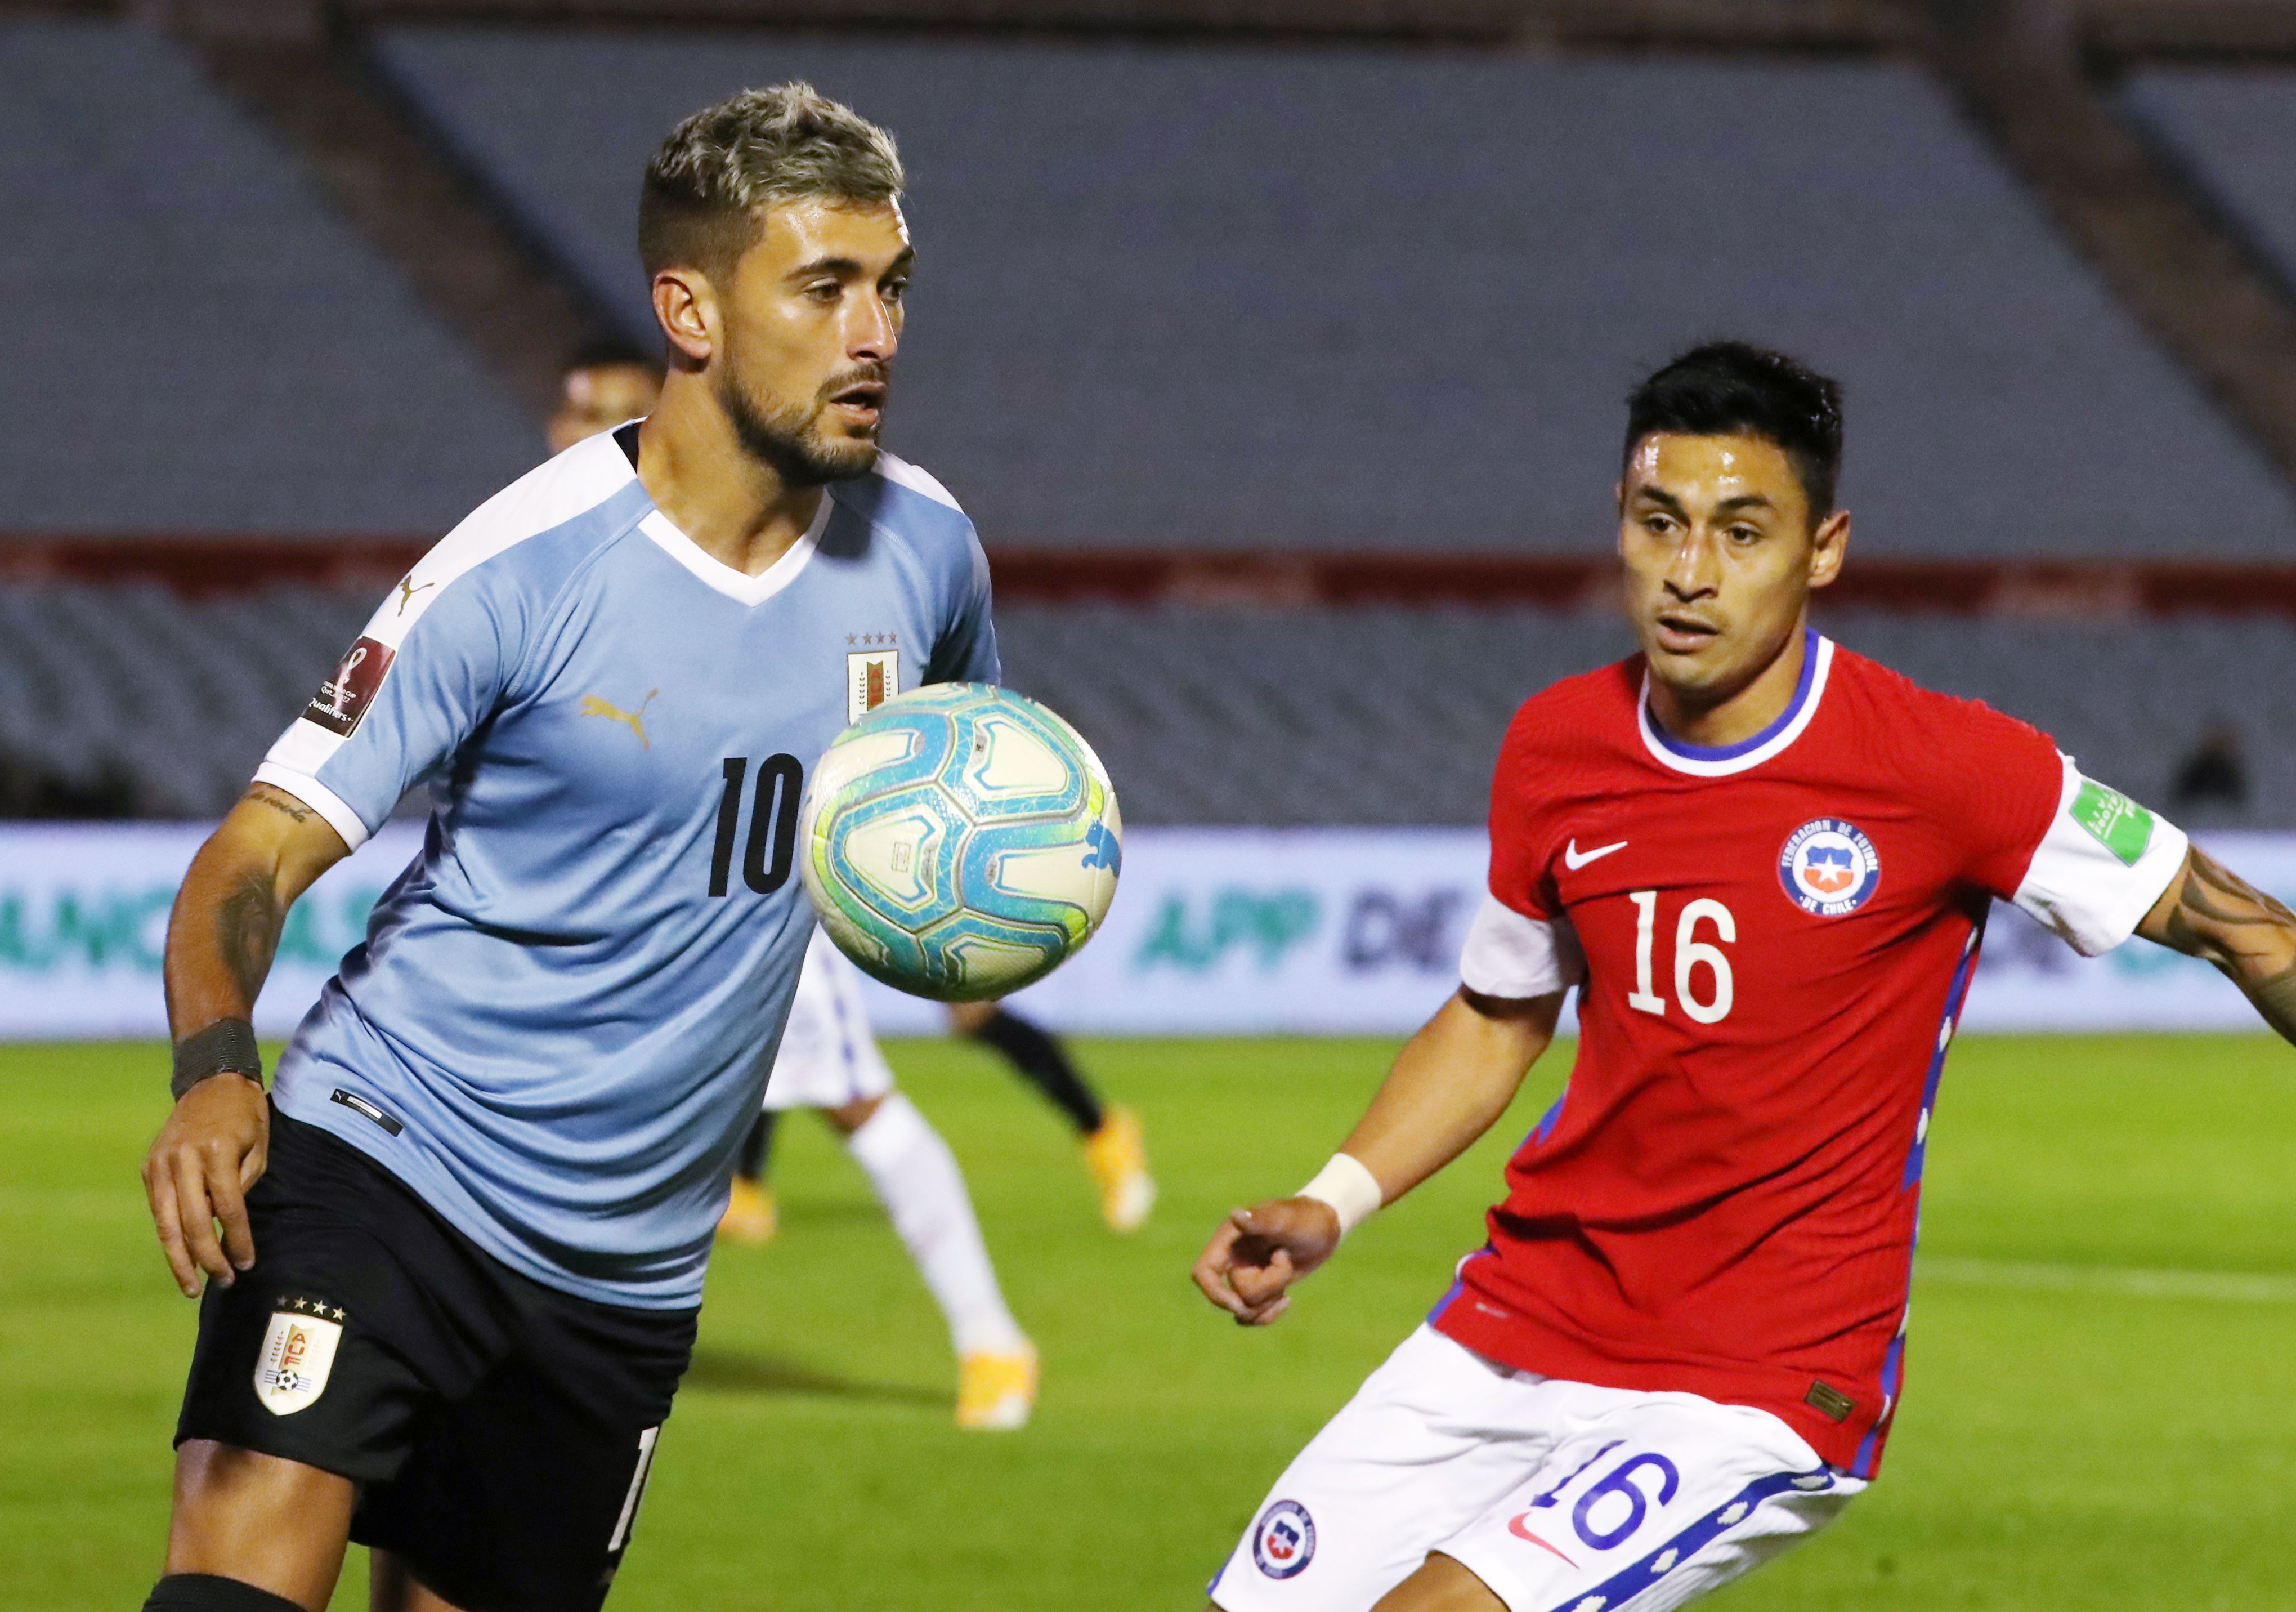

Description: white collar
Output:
[637,491,832,607]
[1637,629,1834,778]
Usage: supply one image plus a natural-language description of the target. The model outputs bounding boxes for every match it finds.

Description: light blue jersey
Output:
[259,426,996,1307]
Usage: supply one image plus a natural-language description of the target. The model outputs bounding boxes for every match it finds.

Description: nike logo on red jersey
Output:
[1563,838,1628,870]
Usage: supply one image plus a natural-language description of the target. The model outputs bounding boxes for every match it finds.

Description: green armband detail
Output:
[2070,780,2155,867]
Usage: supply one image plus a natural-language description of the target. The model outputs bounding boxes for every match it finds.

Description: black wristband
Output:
[171,1019,263,1101]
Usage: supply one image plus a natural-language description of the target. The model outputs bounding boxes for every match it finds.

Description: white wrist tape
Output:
[1297,1153,1384,1236]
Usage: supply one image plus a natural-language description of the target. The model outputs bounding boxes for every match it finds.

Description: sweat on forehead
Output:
[1623,342,1845,520]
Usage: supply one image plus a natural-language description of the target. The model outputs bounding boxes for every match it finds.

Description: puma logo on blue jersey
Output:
[581,689,659,749]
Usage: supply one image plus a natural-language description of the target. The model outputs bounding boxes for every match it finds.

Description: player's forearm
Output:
[1335,988,1560,1206]
[163,787,347,1041]
[2138,847,2296,1044]
[164,846,290,1039]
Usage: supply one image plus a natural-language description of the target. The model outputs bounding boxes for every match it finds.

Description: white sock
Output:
[845,1093,1028,1358]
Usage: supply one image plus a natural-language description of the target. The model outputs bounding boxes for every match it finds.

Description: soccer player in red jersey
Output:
[1192,342,2296,1612]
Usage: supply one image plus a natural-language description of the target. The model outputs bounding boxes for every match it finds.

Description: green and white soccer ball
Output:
[799,684,1122,1001]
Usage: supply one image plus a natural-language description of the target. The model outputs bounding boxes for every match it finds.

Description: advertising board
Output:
[0,824,2281,1040]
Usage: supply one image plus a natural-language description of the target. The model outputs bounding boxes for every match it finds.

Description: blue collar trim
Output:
[1644,626,1820,762]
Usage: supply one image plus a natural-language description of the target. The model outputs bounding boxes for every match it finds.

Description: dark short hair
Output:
[1624,342,1845,521]
[562,336,664,378]
[639,81,903,284]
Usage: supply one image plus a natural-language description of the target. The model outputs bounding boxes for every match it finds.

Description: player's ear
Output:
[1807,508,1850,590]
[651,267,717,367]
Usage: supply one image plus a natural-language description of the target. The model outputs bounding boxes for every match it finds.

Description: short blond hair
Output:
[638,82,903,281]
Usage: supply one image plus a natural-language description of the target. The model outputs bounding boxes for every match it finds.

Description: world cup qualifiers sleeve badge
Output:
[253,1298,347,1416]
[303,636,395,738]
[1778,819,1882,917]
[1251,1499,1316,1579]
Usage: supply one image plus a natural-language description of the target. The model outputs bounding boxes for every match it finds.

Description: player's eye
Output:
[1728,525,1761,544]
[883,279,908,305]
[804,281,842,303]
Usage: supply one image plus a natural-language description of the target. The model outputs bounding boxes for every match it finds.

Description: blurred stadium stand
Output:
[9,0,2296,825]
[3,581,2290,828]
[373,28,2296,556]
[2128,65,2296,292]
[0,584,370,817]
[0,15,543,533]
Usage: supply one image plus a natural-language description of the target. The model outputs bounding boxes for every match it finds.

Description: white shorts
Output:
[759,929,896,1112]
[1209,1327,1863,1612]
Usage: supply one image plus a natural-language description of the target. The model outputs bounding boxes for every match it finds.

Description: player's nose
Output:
[1663,543,1720,597]
[849,294,898,360]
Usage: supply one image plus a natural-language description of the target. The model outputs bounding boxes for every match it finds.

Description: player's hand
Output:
[1191,1197,1342,1327]
[143,1074,268,1297]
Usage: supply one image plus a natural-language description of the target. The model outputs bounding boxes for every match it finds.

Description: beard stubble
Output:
[716,352,886,488]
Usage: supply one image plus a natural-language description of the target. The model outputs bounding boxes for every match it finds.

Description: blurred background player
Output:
[720,1001,1152,1242]
[545,338,669,456]
[539,345,1158,1243]
[749,928,1038,1430]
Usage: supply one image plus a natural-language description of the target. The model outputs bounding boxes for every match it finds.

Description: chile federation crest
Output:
[1252,1500,1316,1579]
[1779,819,1881,916]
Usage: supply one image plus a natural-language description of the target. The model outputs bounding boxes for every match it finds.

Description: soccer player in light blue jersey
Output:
[137,84,988,1612]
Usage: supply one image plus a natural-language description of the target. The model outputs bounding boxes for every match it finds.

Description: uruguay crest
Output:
[1252,1499,1316,1579]
[253,1302,345,1417]
[1778,819,1881,916]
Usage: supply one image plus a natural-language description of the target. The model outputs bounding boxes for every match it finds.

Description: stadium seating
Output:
[0,17,540,534]
[0,584,370,818]
[2126,67,2296,297]
[375,29,2296,556]
[3,579,2286,828]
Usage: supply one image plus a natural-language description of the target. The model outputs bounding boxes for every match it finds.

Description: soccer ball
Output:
[799,684,1122,1001]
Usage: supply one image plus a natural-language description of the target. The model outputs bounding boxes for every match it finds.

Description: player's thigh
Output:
[1436,1391,1862,1612]
[352,1293,694,1612]
[174,1112,495,1498]
[167,1441,357,1610]
[1209,1328,1558,1612]
[760,1007,894,1113]
[761,1047,893,1114]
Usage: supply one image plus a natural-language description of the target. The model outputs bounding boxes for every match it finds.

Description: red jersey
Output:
[1431,629,2185,1475]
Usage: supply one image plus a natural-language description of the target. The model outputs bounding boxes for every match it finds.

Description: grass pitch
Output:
[6,1034,2295,1610]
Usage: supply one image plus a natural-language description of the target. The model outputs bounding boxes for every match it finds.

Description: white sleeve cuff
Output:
[252,763,371,852]
[1458,894,1585,998]
[1298,1153,1383,1236]
[2010,755,2186,957]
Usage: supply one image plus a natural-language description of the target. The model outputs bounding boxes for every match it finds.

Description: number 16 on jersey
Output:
[1626,892,1736,1024]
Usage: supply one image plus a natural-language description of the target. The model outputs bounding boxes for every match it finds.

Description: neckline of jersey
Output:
[631,481,834,608]
[1637,627,1833,778]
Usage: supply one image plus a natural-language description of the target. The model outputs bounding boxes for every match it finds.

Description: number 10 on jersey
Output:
[710,754,803,897]
[1626,891,1736,1024]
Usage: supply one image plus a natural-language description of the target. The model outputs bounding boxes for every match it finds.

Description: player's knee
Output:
[1371,1553,1507,1612]
[144,1573,311,1612]
[946,998,1000,1036]
[825,1092,889,1135]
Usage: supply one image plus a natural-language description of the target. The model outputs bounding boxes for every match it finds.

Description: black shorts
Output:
[176,1105,698,1612]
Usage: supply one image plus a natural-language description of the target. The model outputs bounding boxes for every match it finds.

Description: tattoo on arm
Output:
[250,784,313,825]
[216,870,283,1006]
[2157,849,2296,1042]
